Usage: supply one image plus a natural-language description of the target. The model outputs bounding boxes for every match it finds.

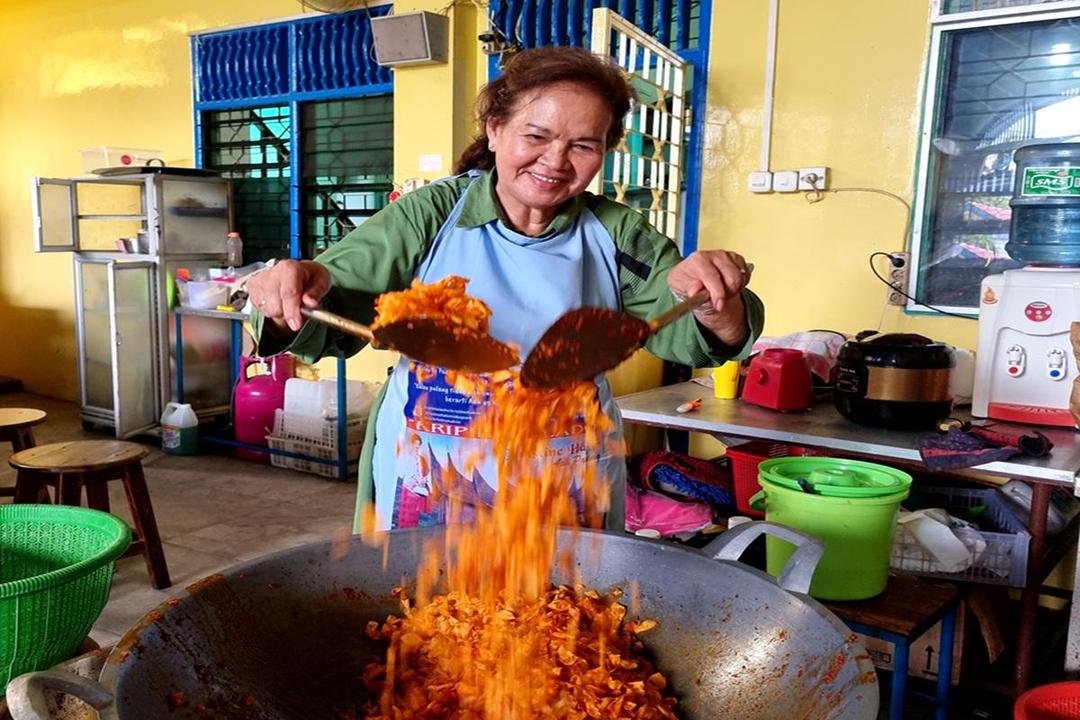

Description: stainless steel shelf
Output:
[77,214,147,221]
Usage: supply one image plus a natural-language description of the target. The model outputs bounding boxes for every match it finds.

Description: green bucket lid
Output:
[758,457,912,498]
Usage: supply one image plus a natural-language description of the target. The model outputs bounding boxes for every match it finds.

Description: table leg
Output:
[175,311,185,402]
[1066,534,1080,674]
[13,470,43,504]
[888,632,909,720]
[121,462,171,589]
[58,474,83,506]
[13,427,36,452]
[337,355,347,482]
[934,605,956,720]
[230,318,241,389]
[1016,480,1050,693]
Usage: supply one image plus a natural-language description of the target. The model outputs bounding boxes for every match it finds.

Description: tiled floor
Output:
[0,392,356,647]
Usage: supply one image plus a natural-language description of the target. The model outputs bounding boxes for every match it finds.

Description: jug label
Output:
[1022,167,1080,196]
[162,426,181,448]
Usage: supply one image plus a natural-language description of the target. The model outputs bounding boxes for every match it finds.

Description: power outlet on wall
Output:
[886,252,910,306]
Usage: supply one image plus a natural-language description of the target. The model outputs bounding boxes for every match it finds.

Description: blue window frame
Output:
[191,8,394,261]
[485,0,711,254]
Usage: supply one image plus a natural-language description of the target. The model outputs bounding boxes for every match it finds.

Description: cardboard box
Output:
[853,602,966,686]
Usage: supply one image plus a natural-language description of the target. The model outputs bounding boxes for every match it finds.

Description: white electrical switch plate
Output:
[748,171,773,193]
[773,170,799,192]
[798,166,828,191]
[419,154,443,172]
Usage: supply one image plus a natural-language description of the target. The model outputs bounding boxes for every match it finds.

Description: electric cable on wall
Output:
[868,252,974,320]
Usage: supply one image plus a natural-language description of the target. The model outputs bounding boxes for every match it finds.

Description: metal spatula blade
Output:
[520,308,652,389]
[301,308,519,374]
[374,317,520,373]
[520,290,711,389]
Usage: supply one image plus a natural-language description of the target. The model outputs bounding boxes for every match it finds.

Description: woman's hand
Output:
[667,250,752,347]
[247,259,332,334]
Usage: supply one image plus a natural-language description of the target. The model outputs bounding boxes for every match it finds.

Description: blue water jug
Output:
[1008,142,1080,265]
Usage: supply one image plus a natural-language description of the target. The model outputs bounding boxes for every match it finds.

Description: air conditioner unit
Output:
[370,11,449,67]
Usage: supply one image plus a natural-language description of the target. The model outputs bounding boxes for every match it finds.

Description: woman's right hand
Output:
[247,259,332,334]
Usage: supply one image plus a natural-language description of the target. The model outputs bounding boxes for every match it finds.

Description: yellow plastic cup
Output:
[713,361,739,399]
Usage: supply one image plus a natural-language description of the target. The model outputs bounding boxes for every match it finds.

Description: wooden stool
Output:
[10,441,171,589]
[824,574,961,720]
[0,408,46,498]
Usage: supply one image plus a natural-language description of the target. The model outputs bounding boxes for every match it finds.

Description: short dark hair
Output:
[453,46,635,174]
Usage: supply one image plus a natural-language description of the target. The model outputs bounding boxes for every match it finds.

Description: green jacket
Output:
[252,171,764,500]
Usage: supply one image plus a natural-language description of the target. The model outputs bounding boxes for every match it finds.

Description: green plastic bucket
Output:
[750,457,912,600]
[1,505,131,686]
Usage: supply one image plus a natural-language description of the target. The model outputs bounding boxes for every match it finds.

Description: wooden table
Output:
[0,408,46,451]
[11,440,171,589]
[616,381,1080,696]
[0,407,47,497]
[824,574,961,719]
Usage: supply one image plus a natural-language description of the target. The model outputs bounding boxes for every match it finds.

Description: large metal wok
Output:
[8,523,878,719]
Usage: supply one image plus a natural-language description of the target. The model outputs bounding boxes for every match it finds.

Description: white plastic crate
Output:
[891,486,1030,587]
[266,409,366,478]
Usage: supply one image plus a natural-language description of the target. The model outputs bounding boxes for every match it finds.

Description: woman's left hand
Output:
[667,250,752,347]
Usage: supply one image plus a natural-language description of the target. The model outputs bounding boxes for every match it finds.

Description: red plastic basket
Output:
[725,441,823,518]
[1015,682,1080,720]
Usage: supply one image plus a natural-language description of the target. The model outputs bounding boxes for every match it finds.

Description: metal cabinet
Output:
[32,172,234,437]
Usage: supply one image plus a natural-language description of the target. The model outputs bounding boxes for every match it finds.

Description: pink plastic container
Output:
[234,355,295,461]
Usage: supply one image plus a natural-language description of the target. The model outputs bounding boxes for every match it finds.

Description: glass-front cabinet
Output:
[32,171,233,437]
[74,258,159,437]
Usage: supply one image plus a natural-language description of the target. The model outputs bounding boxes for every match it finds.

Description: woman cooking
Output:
[248,46,764,531]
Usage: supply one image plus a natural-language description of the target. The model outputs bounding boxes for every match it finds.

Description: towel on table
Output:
[635,451,736,508]
[917,426,1053,472]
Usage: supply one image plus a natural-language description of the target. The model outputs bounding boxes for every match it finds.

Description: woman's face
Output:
[486,82,612,218]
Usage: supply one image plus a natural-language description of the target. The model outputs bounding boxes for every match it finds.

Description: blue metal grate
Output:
[486,0,708,253]
[195,26,289,103]
[488,0,700,52]
[192,7,392,107]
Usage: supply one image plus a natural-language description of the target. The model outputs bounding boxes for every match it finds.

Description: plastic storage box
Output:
[891,485,1031,587]
[267,409,367,478]
[725,441,824,517]
[80,146,162,174]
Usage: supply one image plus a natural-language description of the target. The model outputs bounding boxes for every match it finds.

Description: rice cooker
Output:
[834,332,956,429]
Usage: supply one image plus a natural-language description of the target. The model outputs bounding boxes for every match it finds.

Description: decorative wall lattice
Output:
[591,8,687,241]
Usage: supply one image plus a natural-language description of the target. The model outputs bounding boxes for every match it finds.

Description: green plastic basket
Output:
[1,504,130,687]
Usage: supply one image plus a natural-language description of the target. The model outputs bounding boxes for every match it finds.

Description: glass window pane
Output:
[301,96,394,259]
[917,15,1080,308]
[941,0,1067,15]
[202,105,292,262]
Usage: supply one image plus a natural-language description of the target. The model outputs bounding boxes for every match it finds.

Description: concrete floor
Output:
[0,392,356,648]
[0,393,1012,719]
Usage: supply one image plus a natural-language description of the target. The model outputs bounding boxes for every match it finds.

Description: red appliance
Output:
[741,348,814,412]
[234,354,295,461]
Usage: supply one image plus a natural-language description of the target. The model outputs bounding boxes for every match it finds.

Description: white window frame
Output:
[909,0,1080,315]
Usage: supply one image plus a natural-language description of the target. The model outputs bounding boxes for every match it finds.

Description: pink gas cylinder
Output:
[234,354,295,461]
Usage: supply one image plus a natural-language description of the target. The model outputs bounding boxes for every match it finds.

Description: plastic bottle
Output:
[161,402,199,455]
[1008,142,1080,264]
[225,231,244,268]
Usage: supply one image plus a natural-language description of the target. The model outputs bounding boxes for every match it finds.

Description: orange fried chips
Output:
[359,277,676,719]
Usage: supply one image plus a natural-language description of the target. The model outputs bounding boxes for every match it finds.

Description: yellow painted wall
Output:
[0,0,302,397]
[699,2,966,345]
[0,0,978,403]
[0,0,484,396]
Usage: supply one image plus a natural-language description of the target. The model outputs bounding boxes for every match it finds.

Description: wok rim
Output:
[96,528,878,717]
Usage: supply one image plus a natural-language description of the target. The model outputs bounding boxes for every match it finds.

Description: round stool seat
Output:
[10,439,169,589]
[0,408,46,431]
[10,440,148,473]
